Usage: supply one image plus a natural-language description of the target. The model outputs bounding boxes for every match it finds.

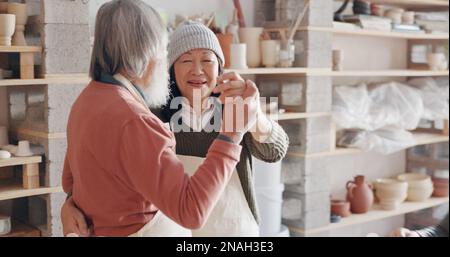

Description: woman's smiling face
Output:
[174,49,219,106]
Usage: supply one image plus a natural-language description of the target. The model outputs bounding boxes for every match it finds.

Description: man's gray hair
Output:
[90,0,167,81]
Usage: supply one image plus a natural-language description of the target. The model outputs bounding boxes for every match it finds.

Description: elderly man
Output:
[61,0,259,237]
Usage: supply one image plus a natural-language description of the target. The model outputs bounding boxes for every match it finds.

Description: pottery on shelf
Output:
[1,144,17,155]
[0,14,15,46]
[397,173,434,202]
[427,53,447,71]
[216,33,233,69]
[0,150,11,159]
[261,40,280,68]
[15,140,33,157]
[331,200,351,217]
[374,178,408,210]
[230,43,248,69]
[7,2,27,46]
[432,177,449,197]
[0,215,11,236]
[238,27,263,68]
[346,175,374,214]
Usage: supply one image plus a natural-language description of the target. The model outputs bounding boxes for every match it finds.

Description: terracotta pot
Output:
[432,177,449,197]
[0,14,15,46]
[346,175,374,214]
[331,200,351,218]
[7,3,27,46]
[216,33,233,69]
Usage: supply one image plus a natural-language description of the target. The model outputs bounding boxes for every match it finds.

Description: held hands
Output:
[214,72,260,143]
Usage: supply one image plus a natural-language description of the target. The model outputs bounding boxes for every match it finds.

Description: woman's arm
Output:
[245,116,290,163]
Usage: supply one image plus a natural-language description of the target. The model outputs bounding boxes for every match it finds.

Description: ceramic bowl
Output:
[331,200,351,218]
[374,179,408,210]
[397,173,433,188]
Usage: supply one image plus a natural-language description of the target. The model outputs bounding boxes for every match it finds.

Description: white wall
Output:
[89,0,255,32]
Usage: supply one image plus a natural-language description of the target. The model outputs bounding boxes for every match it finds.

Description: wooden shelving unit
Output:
[0,220,41,237]
[290,197,449,236]
[0,156,62,201]
[0,46,42,80]
[0,75,89,87]
[288,132,450,158]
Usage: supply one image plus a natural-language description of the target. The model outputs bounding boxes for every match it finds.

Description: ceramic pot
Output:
[238,27,263,68]
[432,177,449,197]
[7,3,27,46]
[346,175,374,214]
[261,40,280,68]
[374,179,408,210]
[15,140,33,157]
[331,200,351,217]
[0,14,15,46]
[230,43,248,69]
[216,33,233,68]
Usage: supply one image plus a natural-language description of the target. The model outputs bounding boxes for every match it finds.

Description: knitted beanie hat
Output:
[168,21,225,68]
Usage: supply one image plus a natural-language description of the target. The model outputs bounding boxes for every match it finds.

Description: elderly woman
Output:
[61,0,260,237]
[62,19,289,237]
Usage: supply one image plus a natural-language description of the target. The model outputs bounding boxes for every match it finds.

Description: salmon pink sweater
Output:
[62,80,242,236]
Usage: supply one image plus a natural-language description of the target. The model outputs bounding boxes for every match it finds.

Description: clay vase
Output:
[216,33,233,69]
[238,27,263,68]
[7,3,27,46]
[346,175,374,214]
[0,14,15,46]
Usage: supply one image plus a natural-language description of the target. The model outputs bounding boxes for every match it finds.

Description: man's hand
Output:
[61,197,90,237]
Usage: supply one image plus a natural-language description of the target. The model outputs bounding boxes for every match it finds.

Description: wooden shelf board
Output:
[0,180,63,201]
[290,197,450,235]
[272,112,331,121]
[288,132,449,158]
[225,68,448,77]
[0,220,41,237]
[0,156,42,168]
[225,67,332,75]
[0,76,90,87]
[0,46,42,53]
[330,69,449,77]
[265,26,449,40]
[335,0,449,8]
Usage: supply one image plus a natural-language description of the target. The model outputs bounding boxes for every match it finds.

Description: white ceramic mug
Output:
[0,14,15,46]
[261,40,280,68]
[238,27,263,68]
[230,43,248,69]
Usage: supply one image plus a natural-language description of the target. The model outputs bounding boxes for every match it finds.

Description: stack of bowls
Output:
[374,179,408,210]
[397,173,434,202]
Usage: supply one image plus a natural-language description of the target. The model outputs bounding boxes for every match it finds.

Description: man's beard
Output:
[143,59,171,108]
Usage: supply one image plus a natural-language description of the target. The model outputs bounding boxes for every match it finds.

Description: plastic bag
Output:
[333,82,424,131]
[337,128,416,154]
[408,77,449,121]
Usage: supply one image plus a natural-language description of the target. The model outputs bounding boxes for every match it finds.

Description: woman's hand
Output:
[61,197,90,237]
[388,228,420,237]
[214,72,260,142]
[214,72,272,142]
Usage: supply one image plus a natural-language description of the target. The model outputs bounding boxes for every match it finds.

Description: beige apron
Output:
[178,155,260,237]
